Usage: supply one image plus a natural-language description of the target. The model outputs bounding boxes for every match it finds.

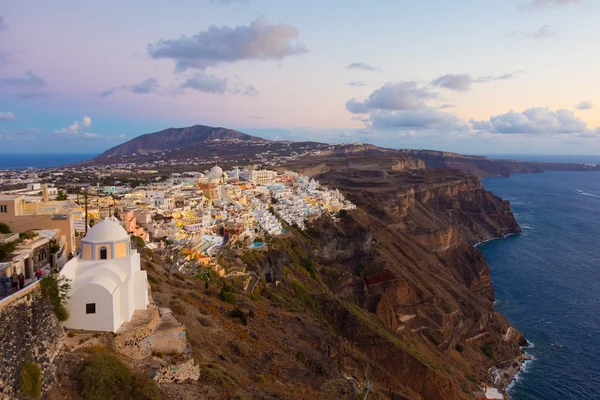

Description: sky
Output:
[1,0,599,154]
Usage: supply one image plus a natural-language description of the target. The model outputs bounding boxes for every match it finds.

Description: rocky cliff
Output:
[211,161,525,399]
[401,149,600,177]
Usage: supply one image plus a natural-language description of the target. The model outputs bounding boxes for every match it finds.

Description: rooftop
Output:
[82,218,129,243]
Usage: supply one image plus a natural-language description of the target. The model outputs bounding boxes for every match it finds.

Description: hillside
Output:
[95,125,269,159]
[138,161,525,399]
[51,160,525,399]
[86,124,600,180]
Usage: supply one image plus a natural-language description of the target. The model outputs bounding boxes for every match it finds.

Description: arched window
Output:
[38,249,47,262]
[99,246,108,260]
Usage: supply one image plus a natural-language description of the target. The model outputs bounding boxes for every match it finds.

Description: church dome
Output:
[206,165,223,179]
[83,218,129,243]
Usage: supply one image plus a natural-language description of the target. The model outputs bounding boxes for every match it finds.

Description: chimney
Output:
[42,184,49,202]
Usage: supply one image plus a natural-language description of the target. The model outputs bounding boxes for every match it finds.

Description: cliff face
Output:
[401,149,600,177]
[225,163,524,399]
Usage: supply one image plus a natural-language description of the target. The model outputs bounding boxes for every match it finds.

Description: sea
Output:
[0,153,97,170]
[480,168,600,400]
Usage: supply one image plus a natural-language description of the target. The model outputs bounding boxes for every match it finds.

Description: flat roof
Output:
[0,195,25,201]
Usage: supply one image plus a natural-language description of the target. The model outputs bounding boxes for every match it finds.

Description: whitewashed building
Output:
[60,217,149,332]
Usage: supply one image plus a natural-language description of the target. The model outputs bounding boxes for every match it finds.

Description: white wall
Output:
[64,284,114,332]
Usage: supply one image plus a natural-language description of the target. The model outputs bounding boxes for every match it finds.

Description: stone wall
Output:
[109,306,160,360]
[153,358,200,384]
[0,287,63,398]
[150,308,189,355]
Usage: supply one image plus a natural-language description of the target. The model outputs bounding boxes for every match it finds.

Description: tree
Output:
[130,235,145,249]
[56,190,68,201]
[89,219,96,227]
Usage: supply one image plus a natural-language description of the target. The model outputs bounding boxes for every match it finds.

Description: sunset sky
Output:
[1,0,599,154]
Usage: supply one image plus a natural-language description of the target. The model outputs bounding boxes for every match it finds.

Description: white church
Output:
[60,217,149,332]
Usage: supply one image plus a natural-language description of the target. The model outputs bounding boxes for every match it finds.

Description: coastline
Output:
[474,231,531,398]
[474,232,518,247]
[491,350,533,397]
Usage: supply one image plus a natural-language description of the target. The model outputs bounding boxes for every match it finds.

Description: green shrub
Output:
[19,361,41,399]
[481,343,495,360]
[230,308,248,325]
[48,239,61,254]
[147,275,158,284]
[220,286,237,305]
[0,241,18,260]
[220,291,237,305]
[300,258,316,278]
[55,304,69,322]
[465,373,478,383]
[20,231,39,240]
[130,235,145,249]
[56,190,68,201]
[40,274,70,321]
[78,351,159,400]
[0,222,11,234]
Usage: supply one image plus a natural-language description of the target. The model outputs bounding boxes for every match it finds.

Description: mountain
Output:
[90,125,600,178]
[95,125,268,158]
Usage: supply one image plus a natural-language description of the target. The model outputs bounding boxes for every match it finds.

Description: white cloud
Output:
[431,72,521,92]
[346,62,380,72]
[147,17,307,72]
[508,25,556,39]
[346,81,438,114]
[575,101,593,111]
[470,107,591,134]
[0,111,15,120]
[53,116,93,136]
[83,133,101,139]
[431,74,473,92]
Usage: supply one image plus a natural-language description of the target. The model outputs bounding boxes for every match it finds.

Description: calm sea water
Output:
[0,153,96,170]
[480,171,600,400]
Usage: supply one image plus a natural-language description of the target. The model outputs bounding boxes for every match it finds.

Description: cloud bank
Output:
[470,107,589,134]
[346,81,464,132]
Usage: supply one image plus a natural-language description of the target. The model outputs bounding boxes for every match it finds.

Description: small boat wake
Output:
[577,190,600,198]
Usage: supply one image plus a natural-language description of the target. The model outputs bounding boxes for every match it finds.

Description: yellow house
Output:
[0,195,76,255]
